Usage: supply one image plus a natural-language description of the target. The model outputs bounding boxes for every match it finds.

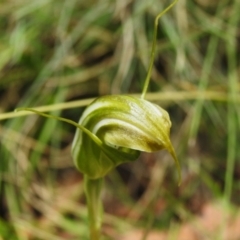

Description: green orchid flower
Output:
[16,1,180,239]
[72,95,180,181]
[17,93,180,240]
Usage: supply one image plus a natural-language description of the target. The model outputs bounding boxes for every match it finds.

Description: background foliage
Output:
[0,0,240,239]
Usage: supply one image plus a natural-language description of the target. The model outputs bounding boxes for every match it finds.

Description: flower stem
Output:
[141,0,178,99]
[84,175,103,240]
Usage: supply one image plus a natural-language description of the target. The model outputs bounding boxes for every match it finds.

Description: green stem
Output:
[15,108,103,148]
[84,175,103,240]
[141,0,178,99]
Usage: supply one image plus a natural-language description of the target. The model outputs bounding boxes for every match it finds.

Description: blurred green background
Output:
[0,0,240,239]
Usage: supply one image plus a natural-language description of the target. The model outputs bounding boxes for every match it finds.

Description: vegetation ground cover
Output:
[0,0,240,239]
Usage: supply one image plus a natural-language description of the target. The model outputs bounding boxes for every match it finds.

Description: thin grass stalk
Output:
[188,0,230,142]
[3,90,238,121]
[224,0,239,202]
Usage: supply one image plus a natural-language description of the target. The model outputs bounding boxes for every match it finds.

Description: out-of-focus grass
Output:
[0,0,240,239]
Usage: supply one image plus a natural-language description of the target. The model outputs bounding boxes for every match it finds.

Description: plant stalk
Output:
[141,0,178,99]
[84,175,103,240]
